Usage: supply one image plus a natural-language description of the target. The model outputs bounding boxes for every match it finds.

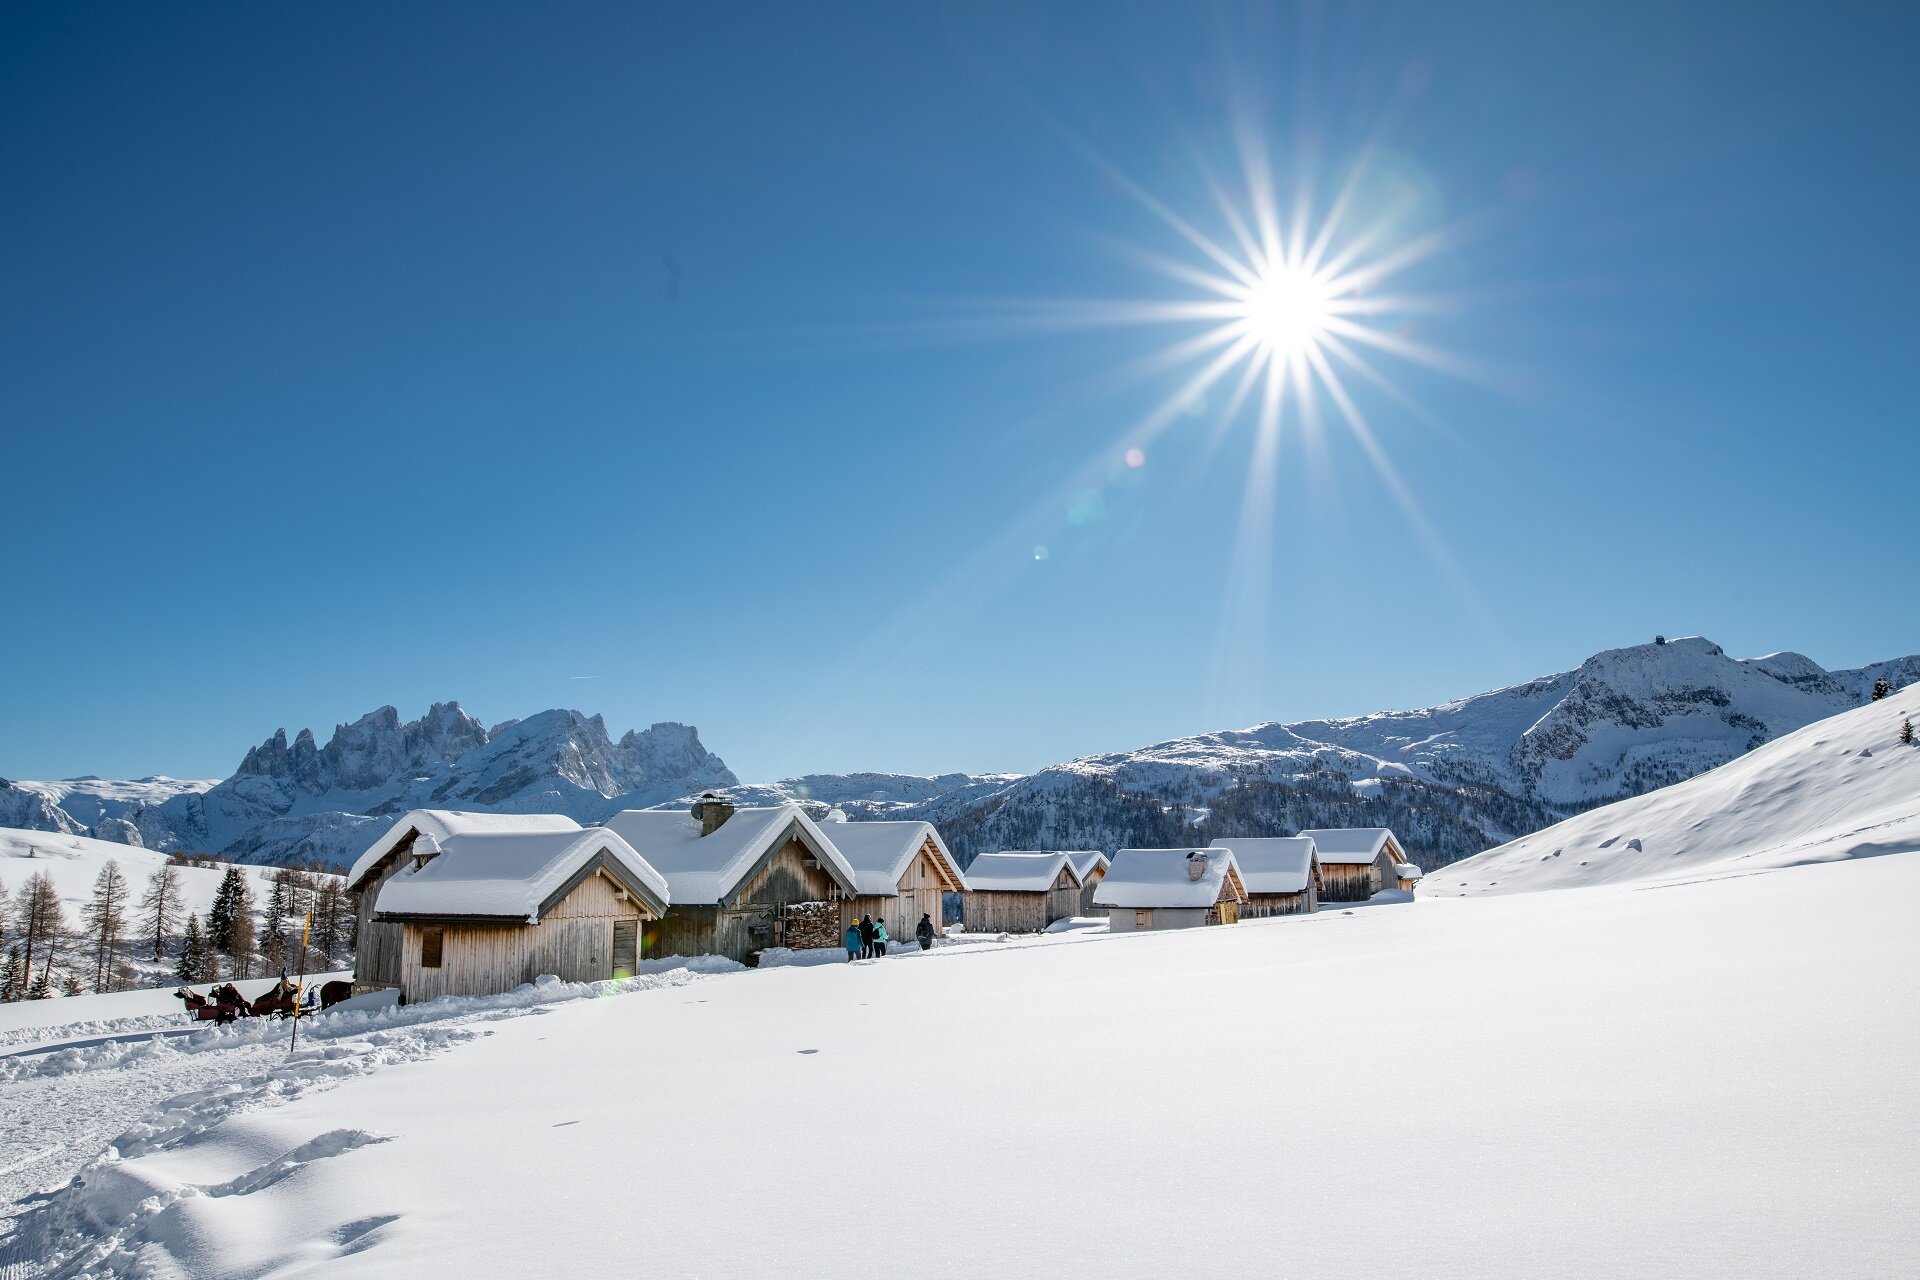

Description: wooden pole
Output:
[288,900,313,1053]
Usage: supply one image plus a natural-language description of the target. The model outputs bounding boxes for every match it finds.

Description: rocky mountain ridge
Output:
[7,637,1915,872]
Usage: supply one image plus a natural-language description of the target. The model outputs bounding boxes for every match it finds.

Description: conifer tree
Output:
[138,864,184,961]
[62,969,85,997]
[0,945,21,1002]
[84,859,130,991]
[209,867,244,955]
[1872,676,1894,701]
[27,941,58,1000]
[176,913,210,984]
[1903,717,1915,747]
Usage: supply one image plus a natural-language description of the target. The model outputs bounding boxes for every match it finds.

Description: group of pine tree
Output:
[0,859,353,1002]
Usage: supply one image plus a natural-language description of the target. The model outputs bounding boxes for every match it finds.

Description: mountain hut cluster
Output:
[344,793,1422,1004]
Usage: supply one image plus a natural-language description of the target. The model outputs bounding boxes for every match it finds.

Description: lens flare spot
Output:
[1124,447,1146,468]
[1032,544,1050,561]
[1066,490,1106,526]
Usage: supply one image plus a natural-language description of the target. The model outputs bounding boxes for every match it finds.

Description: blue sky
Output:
[4,1,1916,784]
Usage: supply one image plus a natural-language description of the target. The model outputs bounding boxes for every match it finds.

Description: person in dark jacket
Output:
[916,913,935,951]
[859,914,876,959]
[844,921,861,962]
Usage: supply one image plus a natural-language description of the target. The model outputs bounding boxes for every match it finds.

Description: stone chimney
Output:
[694,791,735,837]
[1186,850,1208,881]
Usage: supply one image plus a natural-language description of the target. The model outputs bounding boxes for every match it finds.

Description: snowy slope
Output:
[0,828,337,990]
[4,853,1915,1277]
[1432,681,1920,895]
[0,829,293,929]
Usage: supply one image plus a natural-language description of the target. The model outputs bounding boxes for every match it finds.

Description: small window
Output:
[420,927,443,969]
[1134,910,1151,928]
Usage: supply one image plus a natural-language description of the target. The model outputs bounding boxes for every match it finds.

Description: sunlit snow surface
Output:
[1,687,1917,1277]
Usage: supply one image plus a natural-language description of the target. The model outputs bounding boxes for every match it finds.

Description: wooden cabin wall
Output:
[961,890,1050,933]
[352,835,415,993]
[646,904,722,960]
[399,876,644,1003]
[735,838,840,907]
[1241,889,1315,918]
[899,847,950,937]
[1320,862,1383,902]
[1078,867,1108,916]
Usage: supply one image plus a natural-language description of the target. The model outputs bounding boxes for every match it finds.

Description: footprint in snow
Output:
[797,1049,819,1055]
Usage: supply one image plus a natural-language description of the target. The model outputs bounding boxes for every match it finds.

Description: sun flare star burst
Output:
[1009,129,1485,713]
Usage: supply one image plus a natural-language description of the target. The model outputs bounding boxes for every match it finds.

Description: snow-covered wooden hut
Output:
[1067,850,1110,915]
[602,796,859,963]
[370,826,669,1004]
[1094,847,1246,931]
[1207,836,1320,917]
[960,851,1084,933]
[815,812,965,943]
[346,810,588,994]
[1295,828,1410,902]
[1395,861,1425,892]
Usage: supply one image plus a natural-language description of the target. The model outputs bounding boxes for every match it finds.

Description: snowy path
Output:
[0,968,709,1253]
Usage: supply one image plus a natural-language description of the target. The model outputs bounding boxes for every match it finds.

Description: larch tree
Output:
[137,863,185,961]
[224,874,258,978]
[312,879,348,963]
[84,859,130,991]
[12,871,66,989]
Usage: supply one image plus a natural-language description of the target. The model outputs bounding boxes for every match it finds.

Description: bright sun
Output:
[1235,262,1333,355]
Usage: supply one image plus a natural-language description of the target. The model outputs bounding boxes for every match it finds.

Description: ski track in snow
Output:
[0,968,706,1257]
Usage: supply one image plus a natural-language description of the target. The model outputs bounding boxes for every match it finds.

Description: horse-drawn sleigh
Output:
[173,977,352,1023]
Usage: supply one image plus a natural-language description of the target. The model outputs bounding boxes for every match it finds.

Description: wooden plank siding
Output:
[1319,852,1394,902]
[1240,883,1318,917]
[1077,865,1108,916]
[351,831,420,993]
[397,871,645,1004]
[646,836,848,964]
[963,866,1082,934]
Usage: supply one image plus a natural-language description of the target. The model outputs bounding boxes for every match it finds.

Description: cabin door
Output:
[611,920,638,979]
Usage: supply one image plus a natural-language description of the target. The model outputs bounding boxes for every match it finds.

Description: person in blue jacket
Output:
[844,920,861,962]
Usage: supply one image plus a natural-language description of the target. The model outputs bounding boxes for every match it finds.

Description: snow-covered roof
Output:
[816,819,964,896]
[962,851,1082,893]
[1295,828,1401,866]
[600,804,857,905]
[374,828,668,923]
[1394,863,1424,880]
[1066,850,1109,881]
[348,810,584,891]
[1093,848,1244,910]
[1207,837,1319,895]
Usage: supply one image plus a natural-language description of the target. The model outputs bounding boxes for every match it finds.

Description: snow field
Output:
[6,852,1916,1278]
